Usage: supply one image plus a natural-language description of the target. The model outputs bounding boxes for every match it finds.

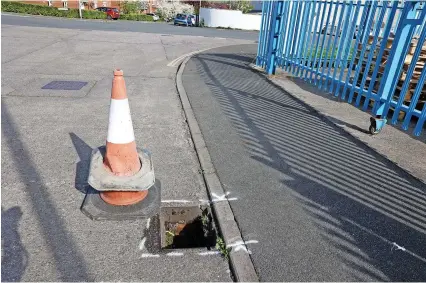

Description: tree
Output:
[120,1,140,14]
[229,1,253,13]
[139,0,148,11]
[156,0,194,19]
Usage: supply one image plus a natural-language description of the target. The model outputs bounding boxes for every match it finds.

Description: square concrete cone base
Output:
[80,179,161,221]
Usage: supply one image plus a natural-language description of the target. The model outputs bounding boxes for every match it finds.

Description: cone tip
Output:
[114,69,124,76]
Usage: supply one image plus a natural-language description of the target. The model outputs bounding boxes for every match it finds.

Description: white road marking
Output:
[167,48,213,67]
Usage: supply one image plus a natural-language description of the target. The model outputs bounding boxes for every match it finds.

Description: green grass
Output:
[304,47,355,61]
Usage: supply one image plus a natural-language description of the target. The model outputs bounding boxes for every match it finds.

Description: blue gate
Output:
[257,0,426,136]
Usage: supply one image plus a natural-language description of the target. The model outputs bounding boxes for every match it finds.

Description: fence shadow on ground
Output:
[191,49,426,281]
[284,75,426,143]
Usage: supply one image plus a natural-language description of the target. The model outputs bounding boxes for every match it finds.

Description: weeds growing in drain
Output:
[216,237,230,260]
[165,230,175,247]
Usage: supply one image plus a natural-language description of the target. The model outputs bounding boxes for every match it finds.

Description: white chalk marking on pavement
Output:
[342,217,426,263]
[167,48,213,67]
[161,199,192,203]
[166,252,184,257]
[139,237,147,250]
[198,251,221,256]
[146,218,151,229]
[200,192,238,204]
[227,239,258,254]
[391,242,406,252]
[141,253,160,258]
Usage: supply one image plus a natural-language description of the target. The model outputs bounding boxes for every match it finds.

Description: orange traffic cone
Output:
[83,69,158,220]
[99,69,147,206]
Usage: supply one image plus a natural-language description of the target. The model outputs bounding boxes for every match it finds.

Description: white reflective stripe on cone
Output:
[107,98,135,144]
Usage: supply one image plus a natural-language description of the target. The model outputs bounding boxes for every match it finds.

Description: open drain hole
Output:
[160,206,216,249]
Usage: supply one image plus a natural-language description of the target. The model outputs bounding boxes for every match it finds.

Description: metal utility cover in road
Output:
[42,81,88,90]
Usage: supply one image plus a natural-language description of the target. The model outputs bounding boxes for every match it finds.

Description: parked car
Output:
[321,24,340,36]
[174,14,196,26]
[96,7,120,20]
[321,24,362,39]
[146,13,159,21]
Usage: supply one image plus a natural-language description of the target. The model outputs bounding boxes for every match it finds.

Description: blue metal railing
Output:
[257,0,426,136]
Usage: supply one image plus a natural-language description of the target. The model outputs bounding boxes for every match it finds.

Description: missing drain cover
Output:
[160,206,216,249]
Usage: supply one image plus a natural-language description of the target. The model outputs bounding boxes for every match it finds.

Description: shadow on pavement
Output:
[1,206,28,282]
[190,49,426,281]
[285,75,426,143]
[1,104,91,281]
[70,132,93,194]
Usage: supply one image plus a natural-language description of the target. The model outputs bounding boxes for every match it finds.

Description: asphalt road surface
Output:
[182,44,426,282]
[1,13,259,41]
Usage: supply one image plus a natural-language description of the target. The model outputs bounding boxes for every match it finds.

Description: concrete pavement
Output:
[1,23,253,281]
[181,44,426,281]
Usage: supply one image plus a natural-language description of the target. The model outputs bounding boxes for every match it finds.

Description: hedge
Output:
[118,14,155,22]
[0,2,163,22]
[1,1,106,19]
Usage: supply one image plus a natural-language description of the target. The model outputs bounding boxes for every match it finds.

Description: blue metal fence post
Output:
[256,0,267,66]
[266,0,285,75]
[369,1,422,134]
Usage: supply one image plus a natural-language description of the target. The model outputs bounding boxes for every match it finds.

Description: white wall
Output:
[200,8,262,31]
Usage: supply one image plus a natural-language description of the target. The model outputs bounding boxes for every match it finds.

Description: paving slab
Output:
[1,24,252,281]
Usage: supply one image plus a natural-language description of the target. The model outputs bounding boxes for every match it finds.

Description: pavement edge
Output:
[176,57,259,282]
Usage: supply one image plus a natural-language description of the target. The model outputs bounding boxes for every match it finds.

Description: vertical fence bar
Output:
[392,24,426,124]
[335,0,361,97]
[412,67,426,136]
[276,1,290,66]
[319,0,340,89]
[314,0,334,85]
[310,1,328,82]
[260,1,272,68]
[355,1,389,107]
[280,1,291,67]
[305,0,321,80]
[265,1,277,74]
[291,2,306,74]
[256,0,267,66]
[348,1,378,103]
[329,1,351,94]
[285,1,299,71]
[296,1,313,77]
[341,2,370,100]
[266,0,285,75]
[373,1,421,122]
[361,1,399,111]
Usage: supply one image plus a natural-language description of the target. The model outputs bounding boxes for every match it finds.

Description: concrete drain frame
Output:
[160,205,217,250]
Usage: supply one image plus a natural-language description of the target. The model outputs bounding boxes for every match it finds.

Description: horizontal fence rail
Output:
[257,0,426,136]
